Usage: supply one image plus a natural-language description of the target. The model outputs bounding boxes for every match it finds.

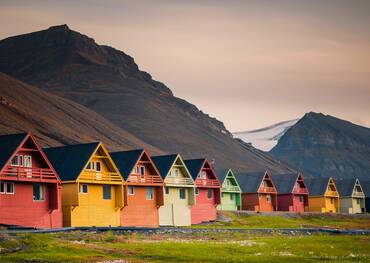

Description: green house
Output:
[216,169,241,211]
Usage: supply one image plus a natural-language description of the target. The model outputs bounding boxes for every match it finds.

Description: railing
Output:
[259,186,276,193]
[165,176,194,186]
[353,191,365,198]
[222,185,240,192]
[294,187,309,194]
[0,166,57,181]
[79,171,123,184]
[128,174,163,184]
[326,190,338,196]
[196,178,220,187]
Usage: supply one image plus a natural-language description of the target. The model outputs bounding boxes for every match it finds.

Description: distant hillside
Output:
[0,25,294,173]
[270,112,370,180]
[0,72,159,152]
[233,119,298,151]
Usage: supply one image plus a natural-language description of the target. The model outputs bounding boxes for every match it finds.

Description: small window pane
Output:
[96,162,102,172]
[165,187,169,195]
[179,188,186,199]
[207,189,213,199]
[80,184,88,193]
[221,192,224,198]
[230,194,233,200]
[140,166,145,176]
[11,156,19,166]
[266,194,271,203]
[6,183,14,194]
[128,186,135,195]
[0,182,5,193]
[103,185,111,200]
[24,156,32,168]
[195,188,199,195]
[146,187,154,200]
[33,184,44,201]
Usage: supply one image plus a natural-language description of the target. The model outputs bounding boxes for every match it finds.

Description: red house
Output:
[236,171,277,212]
[0,132,62,228]
[111,149,164,227]
[272,173,309,212]
[184,158,221,224]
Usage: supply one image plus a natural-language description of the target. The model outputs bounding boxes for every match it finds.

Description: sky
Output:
[1,0,369,132]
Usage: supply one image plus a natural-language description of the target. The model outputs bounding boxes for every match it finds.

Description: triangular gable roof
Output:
[0,132,60,183]
[272,173,301,194]
[334,178,362,197]
[216,168,240,187]
[235,171,269,193]
[305,177,333,196]
[152,154,180,180]
[111,149,144,180]
[362,180,370,197]
[0,132,29,172]
[44,142,100,181]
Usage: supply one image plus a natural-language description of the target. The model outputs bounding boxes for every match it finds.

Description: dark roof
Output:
[0,133,28,171]
[305,177,331,196]
[362,180,370,197]
[110,149,144,180]
[184,159,206,180]
[334,178,357,197]
[272,173,298,194]
[215,168,231,183]
[152,154,178,179]
[235,171,266,193]
[44,142,99,181]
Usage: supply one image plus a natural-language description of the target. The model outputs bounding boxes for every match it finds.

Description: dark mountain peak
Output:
[48,24,70,31]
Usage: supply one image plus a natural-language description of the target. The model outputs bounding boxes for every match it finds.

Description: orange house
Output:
[236,171,277,212]
[111,149,164,227]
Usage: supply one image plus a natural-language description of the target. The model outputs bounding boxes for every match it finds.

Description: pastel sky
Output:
[1,0,369,131]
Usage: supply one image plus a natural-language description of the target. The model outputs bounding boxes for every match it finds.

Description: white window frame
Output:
[86,162,94,171]
[128,186,135,195]
[80,184,88,194]
[146,187,154,200]
[95,161,102,172]
[24,155,32,168]
[33,183,44,201]
[5,182,15,195]
[0,182,5,194]
[11,155,19,166]
[200,171,207,180]
[266,194,271,203]
[179,188,186,199]
[102,185,112,200]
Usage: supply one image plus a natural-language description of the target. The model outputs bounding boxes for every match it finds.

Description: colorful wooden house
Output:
[216,169,241,211]
[0,132,62,228]
[152,154,195,226]
[334,178,365,214]
[184,159,221,224]
[111,149,164,227]
[236,171,277,212]
[305,177,339,213]
[44,142,124,227]
[272,173,309,212]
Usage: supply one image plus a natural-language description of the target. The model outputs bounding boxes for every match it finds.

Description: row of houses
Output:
[0,132,368,229]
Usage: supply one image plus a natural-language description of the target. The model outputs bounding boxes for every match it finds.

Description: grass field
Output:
[0,231,369,262]
[195,211,370,230]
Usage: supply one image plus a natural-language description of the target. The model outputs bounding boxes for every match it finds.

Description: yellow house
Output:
[306,177,339,213]
[44,142,124,227]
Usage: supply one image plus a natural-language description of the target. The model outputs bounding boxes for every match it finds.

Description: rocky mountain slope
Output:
[0,25,294,173]
[233,119,299,151]
[0,72,159,152]
[270,112,370,180]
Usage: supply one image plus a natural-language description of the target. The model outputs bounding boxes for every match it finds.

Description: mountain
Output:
[270,112,370,180]
[0,72,159,152]
[0,25,294,173]
[233,119,299,151]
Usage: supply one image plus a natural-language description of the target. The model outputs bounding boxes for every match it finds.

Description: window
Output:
[139,166,145,176]
[5,182,15,194]
[128,186,135,195]
[146,187,154,200]
[299,195,304,203]
[171,168,179,177]
[165,187,169,195]
[207,189,213,199]
[24,155,32,168]
[221,192,224,198]
[33,184,44,201]
[356,199,360,205]
[11,156,19,166]
[230,194,234,200]
[330,197,334,204]
[195,188,199,195]
[179,188,186,199]
[80,184,88,194]
[96,162,102,172]
[86,162,94,170]
[103,185,111,200]
[199,171,207,180]
[266,194,271,203]
[0,182,5,193]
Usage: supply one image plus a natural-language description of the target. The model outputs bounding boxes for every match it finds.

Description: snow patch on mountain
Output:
[233,119,299,151]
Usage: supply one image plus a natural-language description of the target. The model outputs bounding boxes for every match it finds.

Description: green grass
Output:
[191,211,370,230]
[0,231,369,262]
